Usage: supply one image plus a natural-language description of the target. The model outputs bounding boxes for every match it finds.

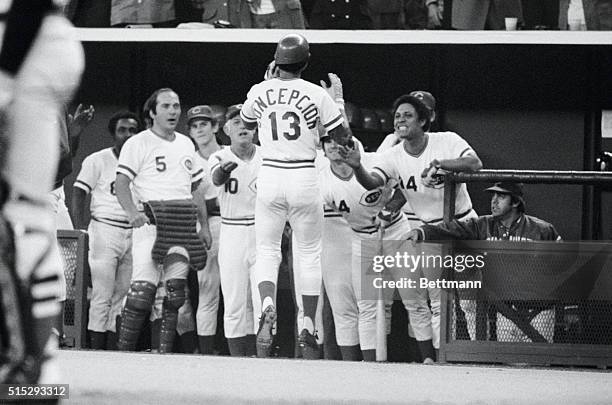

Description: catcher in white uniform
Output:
[210,105,262,356]
[339,94,482,363]
[115,88,212,354]
[73,111,140,350]
[240,34,350,358]
[0,0,84,383]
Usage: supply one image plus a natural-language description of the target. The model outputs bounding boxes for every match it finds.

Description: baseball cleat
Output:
[256,305,276,358]
[423,357,435,365]
[298,329,319,360]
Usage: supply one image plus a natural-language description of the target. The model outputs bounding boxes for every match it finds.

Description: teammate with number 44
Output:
[240,33,351,358]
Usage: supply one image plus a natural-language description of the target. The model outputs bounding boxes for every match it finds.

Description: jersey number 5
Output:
[269,111,301,141]
[155,156,167,172]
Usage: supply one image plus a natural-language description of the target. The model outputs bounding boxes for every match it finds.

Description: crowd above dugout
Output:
[63,0,612,31]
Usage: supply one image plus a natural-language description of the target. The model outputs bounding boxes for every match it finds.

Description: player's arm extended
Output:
[71,187,89,230]
[211,159,238,186]
[432,152,483,173]
[420,218,481,240]
[383,189,406,213]
[340,145,384,190]
[115,173,148,227]
[192,182,212,249]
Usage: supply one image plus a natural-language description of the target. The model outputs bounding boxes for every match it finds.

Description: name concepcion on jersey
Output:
[209,146,262,226]
[241,78,343,161]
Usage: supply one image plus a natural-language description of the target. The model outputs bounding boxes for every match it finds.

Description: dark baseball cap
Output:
[225,104,243,121]
[187,105,214,123]
[409,91,436,112]
[486,182,525,210]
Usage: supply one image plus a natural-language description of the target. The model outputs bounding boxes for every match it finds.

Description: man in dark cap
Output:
[407,182,561,344]
[407,182,561,242]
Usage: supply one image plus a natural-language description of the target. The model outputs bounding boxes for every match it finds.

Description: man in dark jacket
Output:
[408,182,561,243]
[407,182,561,343]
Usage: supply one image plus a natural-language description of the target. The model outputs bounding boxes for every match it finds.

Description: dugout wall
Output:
[439,170,612,367]
[68,30,612,240]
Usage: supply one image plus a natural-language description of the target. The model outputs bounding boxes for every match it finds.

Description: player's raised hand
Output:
[69,103,95,128]
[217,155,238,174]
[264,60,279,80]
[421,159,441,188]
[129,212,149,228]
[339,142,361,169]
[320,73,344,101]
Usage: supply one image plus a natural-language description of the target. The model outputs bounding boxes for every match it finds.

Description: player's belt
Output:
[92,216,132,229]
[221,216,255,226]
[424,208,474,225]
[324,208,342,218]
[352,224,380,234]
[261,158,315,170]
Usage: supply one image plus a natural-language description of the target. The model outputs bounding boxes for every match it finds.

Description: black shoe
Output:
[298,329,319,360]
[256,305,276,358]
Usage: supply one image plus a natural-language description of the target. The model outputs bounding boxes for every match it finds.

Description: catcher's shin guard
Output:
[1,197,62,384]
[117,281,157,351]
[159,278,186,354]
[0,216,60,383]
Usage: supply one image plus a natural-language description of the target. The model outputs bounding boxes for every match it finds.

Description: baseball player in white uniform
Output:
[320,136,415,361]
[0,0,84,383]
[186,104,223,354]
[339,94,482,362]
[115,88,212,354]
[377,91,437,229]
[72,111,140,350]
[240,34,350,358]
[210,105,262,356]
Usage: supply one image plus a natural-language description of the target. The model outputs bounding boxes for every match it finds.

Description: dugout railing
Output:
[57,230,90,349]
[438,170,612,367]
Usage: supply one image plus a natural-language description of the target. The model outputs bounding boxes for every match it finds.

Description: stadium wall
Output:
[65,40,612,241]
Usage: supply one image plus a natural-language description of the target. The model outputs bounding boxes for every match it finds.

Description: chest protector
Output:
[144,199,207,271]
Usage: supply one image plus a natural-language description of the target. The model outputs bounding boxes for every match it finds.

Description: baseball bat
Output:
[376,226,387,362]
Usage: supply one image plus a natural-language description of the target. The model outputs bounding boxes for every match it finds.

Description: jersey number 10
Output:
[269,111,301,141]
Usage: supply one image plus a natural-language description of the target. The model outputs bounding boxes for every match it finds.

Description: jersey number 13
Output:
[269,111,301,141]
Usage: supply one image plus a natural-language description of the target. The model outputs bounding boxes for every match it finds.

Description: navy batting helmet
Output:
[274,34,310,65]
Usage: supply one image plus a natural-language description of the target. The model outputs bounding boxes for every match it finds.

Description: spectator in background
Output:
[308,0,372,29]
[450,0,523,30]
[64,0,112,27]
[175,0,252,27]
[521,0,559,29]
[367,0,405,29]
[559,0,612,30]
[110,0,177,27]
[247,0,306,29]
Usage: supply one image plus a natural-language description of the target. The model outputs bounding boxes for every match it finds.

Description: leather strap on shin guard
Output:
[159,278,186,354]
[0,216,27,383]
[144,200,207,271]
[117,281,157,351]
